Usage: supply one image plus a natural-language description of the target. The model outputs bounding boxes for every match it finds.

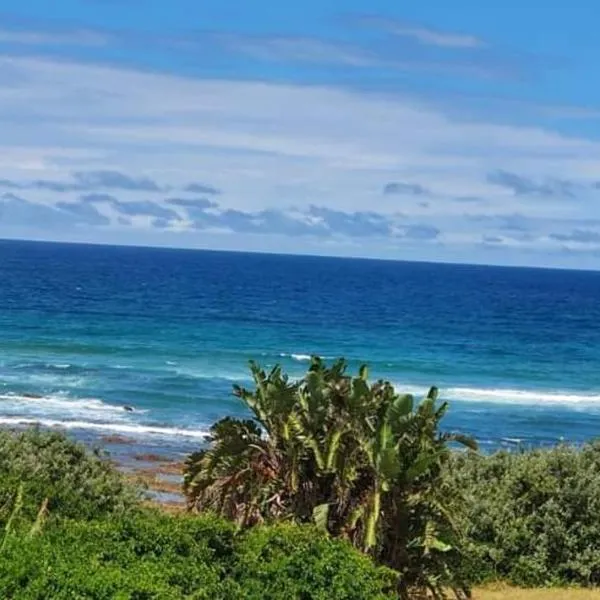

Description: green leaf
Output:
[426,386,439,401]
[313,503,330,530]
[430,538,453,553]
[406,451,443,482]
[389,394,414,421]
[445,432,478,451]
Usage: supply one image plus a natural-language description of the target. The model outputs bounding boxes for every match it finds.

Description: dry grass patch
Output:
[473,585,600,599]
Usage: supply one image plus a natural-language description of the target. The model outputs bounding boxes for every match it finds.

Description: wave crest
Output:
[0,416,209,440]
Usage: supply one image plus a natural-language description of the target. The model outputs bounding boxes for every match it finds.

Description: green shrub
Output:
[233,523,399,600]
[0,512,238,599]
[0,512,398,599]
[0,428,138,523]
[447,443,600,587]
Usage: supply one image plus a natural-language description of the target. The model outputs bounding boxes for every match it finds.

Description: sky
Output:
[2,1,600,268]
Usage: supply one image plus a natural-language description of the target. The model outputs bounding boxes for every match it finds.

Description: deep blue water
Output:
[1,239,600,458]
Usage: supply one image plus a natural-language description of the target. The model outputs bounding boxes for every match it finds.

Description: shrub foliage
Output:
[0,428,138,522]
[0,512,398,599]
[447,443,600,587]
[184,357,476,598]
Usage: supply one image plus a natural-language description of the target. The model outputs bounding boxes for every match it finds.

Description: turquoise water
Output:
[1,239,600,457]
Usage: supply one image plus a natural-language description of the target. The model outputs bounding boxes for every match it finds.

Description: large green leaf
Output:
[313,503,330,530]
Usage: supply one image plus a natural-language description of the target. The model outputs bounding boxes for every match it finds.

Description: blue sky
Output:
[2,1,600,267]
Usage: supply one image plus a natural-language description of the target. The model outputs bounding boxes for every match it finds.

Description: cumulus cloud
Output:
[467,213,532,232]
[183,183,221,195]
[0,171,165,193]
[80,193,118,203]
[486,170,578,198]
[0,193,109,228]
[110,199,180,220]
[0,193,66,227]
[403,224,440,240]
[383,182,429,196]
[549,230,600,244]
[151,217,172,229]
[0,179,22,189]
[0,191,430,241]
[54,200,110,225]
[166,198,218,210]
[483,235,504,244]
[73,170,163,191]
[454,195,484,203]
[307,205,393,237]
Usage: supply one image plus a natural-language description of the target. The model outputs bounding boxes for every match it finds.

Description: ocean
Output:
[1,238,600,460]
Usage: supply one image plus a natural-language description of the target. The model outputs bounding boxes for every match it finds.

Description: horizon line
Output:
[0,236,596,275]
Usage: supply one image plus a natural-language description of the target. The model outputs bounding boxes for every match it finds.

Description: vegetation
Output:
[0,428,396,599]
[447,444,600,587]
[183,357,476,598]
[0,428,138,522]
[0,510,396,599]
[2,358,600,597]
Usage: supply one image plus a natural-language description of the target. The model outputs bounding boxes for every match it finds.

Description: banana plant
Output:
[183,356,477,599]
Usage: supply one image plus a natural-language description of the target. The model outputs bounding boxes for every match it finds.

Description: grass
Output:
[474,585,600,599]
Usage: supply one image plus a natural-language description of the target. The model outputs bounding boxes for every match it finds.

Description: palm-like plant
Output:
[183,357,476,599]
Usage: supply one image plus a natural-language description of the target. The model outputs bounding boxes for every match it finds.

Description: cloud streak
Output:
[486,170,579,198]
[354,15,484,49]
[0,14,549,83]
[0,171,165,193]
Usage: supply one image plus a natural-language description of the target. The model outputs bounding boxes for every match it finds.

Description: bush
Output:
[0,428,138,523]
[0,512,399,599]
[233,523,399,600]
[447,443,600,587]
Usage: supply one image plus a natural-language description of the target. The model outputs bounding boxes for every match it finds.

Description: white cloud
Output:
[385,24,483,49]
[2,54,600,265]
[353,16,485,48]
[0,28,109,46]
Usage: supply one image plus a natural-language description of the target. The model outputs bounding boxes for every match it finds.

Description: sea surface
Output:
[1,239,600,460]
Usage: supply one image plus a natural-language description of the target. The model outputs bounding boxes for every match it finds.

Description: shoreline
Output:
[98,434,187,508]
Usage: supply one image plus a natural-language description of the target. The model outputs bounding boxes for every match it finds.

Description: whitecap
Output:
[0,393,146,415]
[0,416,209,440]
[387,383,600,406]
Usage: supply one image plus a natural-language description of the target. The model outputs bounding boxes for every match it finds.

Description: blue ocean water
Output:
[1,239,600,457]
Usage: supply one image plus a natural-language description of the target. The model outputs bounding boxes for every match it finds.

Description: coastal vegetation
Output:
[1,358,600,598]
[183,357,475,598]
[447,444,600,587]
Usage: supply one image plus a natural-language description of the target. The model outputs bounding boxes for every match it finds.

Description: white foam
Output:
[0,416,209,440]
[388,383,600,406]
[1,372,88,388]
[172,367,245,381]
[444,386,600,405]
[0,393,132,414]
[278,353,326,362]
